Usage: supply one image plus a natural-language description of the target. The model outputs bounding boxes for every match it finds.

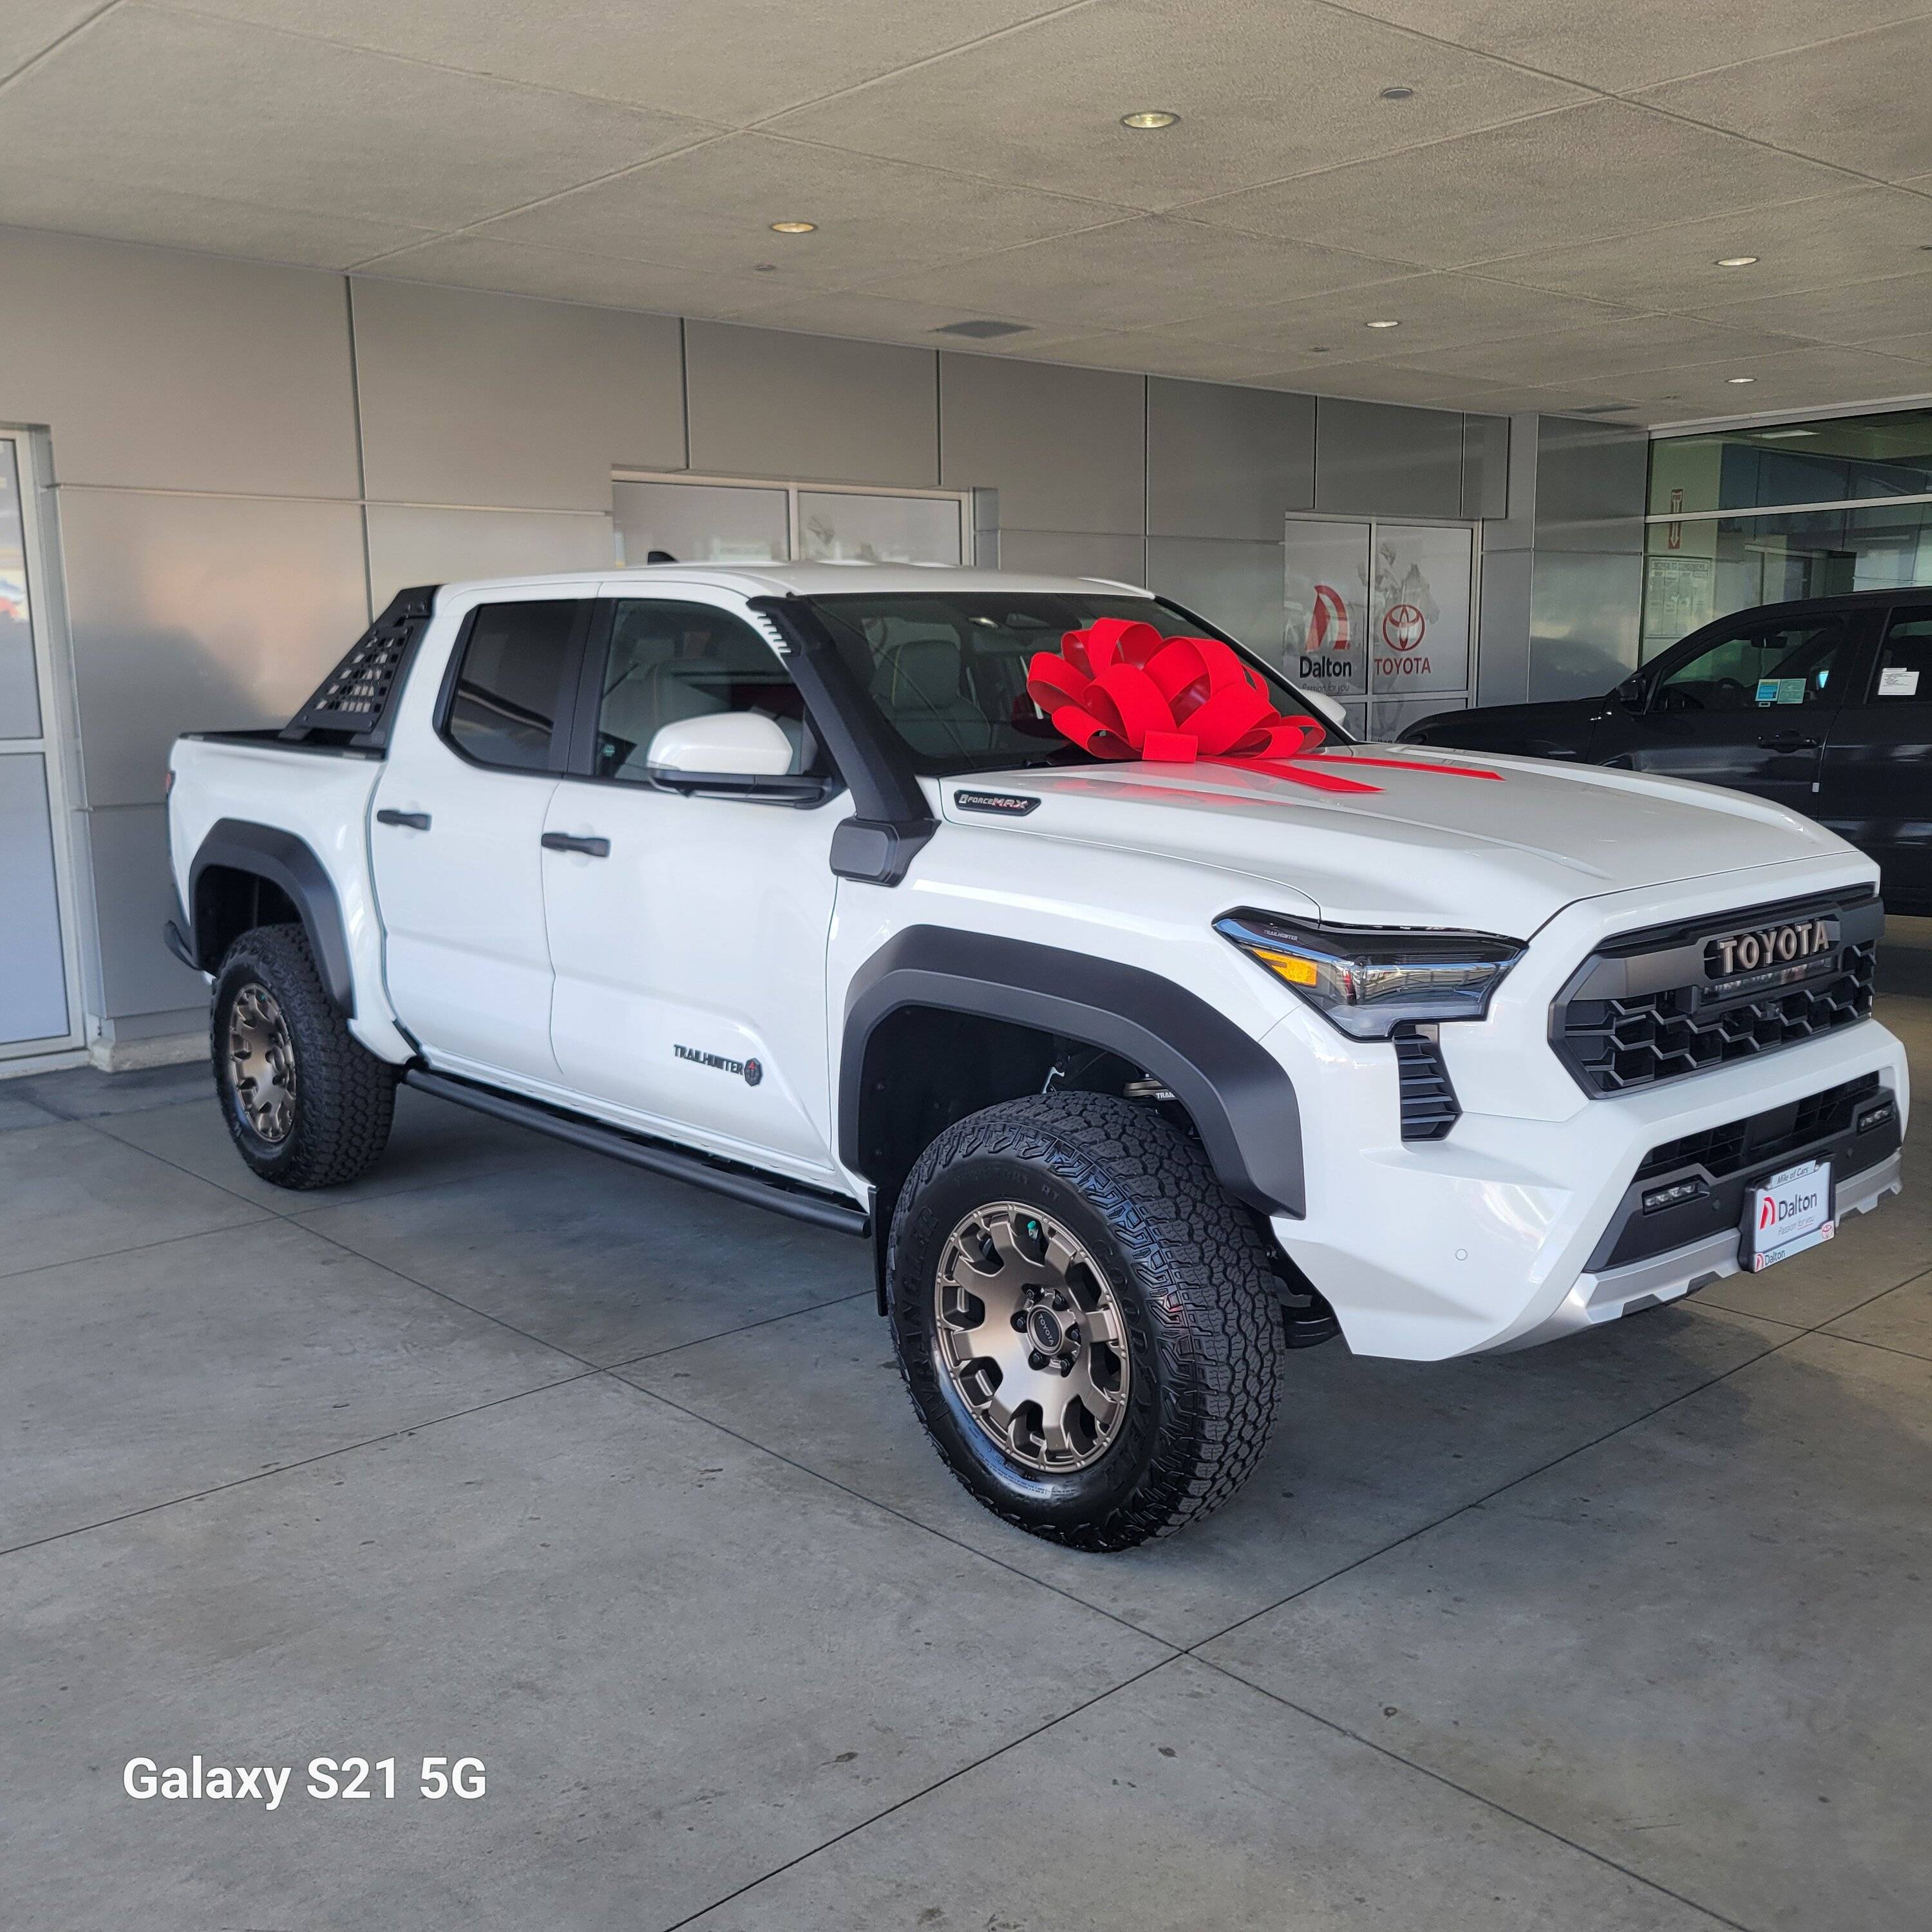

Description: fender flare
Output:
[187,819,357,1015]
[840,926,1303,1217]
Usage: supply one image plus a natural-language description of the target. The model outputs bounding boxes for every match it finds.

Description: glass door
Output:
[0,433,81,1061]
[1282,513,1477,739]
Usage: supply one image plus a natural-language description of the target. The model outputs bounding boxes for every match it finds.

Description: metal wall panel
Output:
[352,278,685,513]
[1146,379,1313,540]
[1314,398,1464,520]
[365,504,614,607]
[1528,549,1645,701]
[1145,535,1287,661]
[0,226,359,498]
[687,323,938,488]
[84,802,208,1025]
[1532,415,1649,550]
[939,355,1144,536]
[60,487,369,810]
[996,529,1146,584]
[1461,413,1510,522]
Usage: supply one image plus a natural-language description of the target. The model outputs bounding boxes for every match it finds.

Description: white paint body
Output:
[169,564,1912,1361]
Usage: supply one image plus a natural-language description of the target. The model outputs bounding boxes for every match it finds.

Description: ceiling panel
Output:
[1323,2,1932,94]
[767,0,1586,211]
[1186,100,1857,266]
[477,135,1119,289]
[0,4,718,229]
[1562,346,1932,419]
[723,289,1102,354]
[1636,19,1932,183]
[156,0,1068,126]
[1683,269,1932,344]
[1397,314,1824,386]
[1476,186,1932,310]
[1251,360,1507,406]
[0,0,103,81]
[357,236,797,320]
[860,216,1410,331]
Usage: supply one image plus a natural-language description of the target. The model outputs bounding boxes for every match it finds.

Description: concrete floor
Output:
[5,925,1929,1932]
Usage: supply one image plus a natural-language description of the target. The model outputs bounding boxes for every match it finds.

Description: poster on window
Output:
[1283,520,1368,698]
[1368,525,1472,697]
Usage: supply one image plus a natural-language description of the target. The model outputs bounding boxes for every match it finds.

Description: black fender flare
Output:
[840,927,1303,1217]
[187,819,357,1015]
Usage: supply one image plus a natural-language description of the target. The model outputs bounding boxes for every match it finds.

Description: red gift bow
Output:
[1025,618,1501,795]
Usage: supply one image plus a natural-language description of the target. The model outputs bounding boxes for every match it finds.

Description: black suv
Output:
[1401,589,1932,914]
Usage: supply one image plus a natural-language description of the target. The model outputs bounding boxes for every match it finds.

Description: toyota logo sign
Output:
[1381,603,1426,651]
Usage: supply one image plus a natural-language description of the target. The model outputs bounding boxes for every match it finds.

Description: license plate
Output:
[1745,1157,1835,1271]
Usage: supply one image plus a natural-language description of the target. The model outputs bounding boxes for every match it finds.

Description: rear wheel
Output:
[889,1092,1285,1551]
[211,923,396,1189]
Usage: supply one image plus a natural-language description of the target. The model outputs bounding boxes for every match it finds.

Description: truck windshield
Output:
[806,591,1345,775]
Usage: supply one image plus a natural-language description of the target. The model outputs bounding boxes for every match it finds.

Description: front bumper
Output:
[1269,1016,1911,1361]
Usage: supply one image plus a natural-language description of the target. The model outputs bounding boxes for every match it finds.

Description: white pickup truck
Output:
[166,564,1909,1549]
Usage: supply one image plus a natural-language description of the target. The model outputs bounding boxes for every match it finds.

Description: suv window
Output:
[1871,607,1932,703]
[1653,616,1846,714]
[444,601,581,770]
[594,601,808,782]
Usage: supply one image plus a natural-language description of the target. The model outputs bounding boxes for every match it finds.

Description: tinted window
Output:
[594,601,807,782]
[444,601,579,770]
[806,592,1336,775]
[1871,609,1932,704]
[1653,617,1846,714]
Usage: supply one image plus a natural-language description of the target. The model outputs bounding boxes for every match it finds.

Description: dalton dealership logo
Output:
[1706,917,1835,980]
[1297,583,1352,680]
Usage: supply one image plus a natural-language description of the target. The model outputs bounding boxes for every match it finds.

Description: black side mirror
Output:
[1615,675,1646,711]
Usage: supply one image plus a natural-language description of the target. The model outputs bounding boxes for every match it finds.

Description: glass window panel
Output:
[1368,524,1472,697]
[1873,608,1932,703]
[614,480,788,566]
[1647,406,1932,515]
[1653,618,1847,713]
[594,601,806,782]
[1284,520,1368,699]
[797,492,961,565]
[0,752,68,1044]
[0,442,41,739]
[443,601,578,772]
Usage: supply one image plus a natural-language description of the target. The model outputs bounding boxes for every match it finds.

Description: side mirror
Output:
[1303,689,1349,730]
[1615,674,1647,711]
[647,712,831,802]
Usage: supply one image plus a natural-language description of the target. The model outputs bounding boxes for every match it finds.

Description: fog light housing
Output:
[1857,1099,1896,1134]
[1642,1177,1709,1214]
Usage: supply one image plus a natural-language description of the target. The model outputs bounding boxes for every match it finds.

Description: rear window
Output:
[442,601,580,772]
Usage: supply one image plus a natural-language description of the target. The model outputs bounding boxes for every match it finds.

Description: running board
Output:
[402,1068,870,1237]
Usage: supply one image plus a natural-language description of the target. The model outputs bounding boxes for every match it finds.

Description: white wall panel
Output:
[365,504,613,607]
[997,529,1146,584]
[0,227,359,498]
[60,487,369,810]
[687,323,938,487]
[1145,536,1287,661]
[940,356,1144,536]
[1315,399,1465,520]
[352,279,685,512]
[84,802,209,1025]
[1146,379,1313,540]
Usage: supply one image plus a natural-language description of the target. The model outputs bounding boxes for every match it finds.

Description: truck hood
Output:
[936,747,1858,936]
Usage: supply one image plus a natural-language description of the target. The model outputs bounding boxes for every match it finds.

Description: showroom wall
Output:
[0,224,1631,1060]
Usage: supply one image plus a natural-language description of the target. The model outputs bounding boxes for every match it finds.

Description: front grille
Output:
[1553,891,1881,1097]
[1394,1026,1460,1141]
[1635,1072,1880,1182]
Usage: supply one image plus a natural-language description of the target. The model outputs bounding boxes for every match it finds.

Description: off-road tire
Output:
[888,1092,1285,1551]
[211,923,396,1189]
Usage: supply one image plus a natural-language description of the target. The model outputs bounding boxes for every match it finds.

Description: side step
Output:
[402,1068,870,1237]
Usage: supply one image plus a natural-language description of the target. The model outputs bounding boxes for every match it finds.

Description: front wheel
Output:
[888,1093,1285,1551]
[211,923,397,1189]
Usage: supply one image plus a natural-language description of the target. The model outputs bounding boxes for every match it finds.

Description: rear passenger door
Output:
[1817,601,1932,908]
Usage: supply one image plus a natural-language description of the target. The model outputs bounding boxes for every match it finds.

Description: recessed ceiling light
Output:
[1716,255,1759,268]
[769,220,816,234]
[1727,375,1756,384]
[933,319,1034,339]
[1120,109,1179,129]
[1365,319,1401,329]
[1378,84,1415,101]
[752,262,777,272]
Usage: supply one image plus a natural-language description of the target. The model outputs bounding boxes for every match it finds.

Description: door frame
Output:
[0,427,88,1072]
[612,471,975,567]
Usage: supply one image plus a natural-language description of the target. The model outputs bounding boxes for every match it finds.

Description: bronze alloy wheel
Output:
[933,1201,1131,1473]
[227,981,297,1143]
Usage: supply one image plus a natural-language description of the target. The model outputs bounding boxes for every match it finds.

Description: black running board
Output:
[402,1068,870,1237]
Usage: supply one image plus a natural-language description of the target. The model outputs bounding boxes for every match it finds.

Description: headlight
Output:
[1215,907,1524,1040]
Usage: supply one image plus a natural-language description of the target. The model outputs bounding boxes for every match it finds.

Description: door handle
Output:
[540,831,611,857]
[1757,732,1821,752]
[375,808,431,830]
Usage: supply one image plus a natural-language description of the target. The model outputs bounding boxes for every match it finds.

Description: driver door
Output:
[539,595,844,1185]
[1607,610,1852,814]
